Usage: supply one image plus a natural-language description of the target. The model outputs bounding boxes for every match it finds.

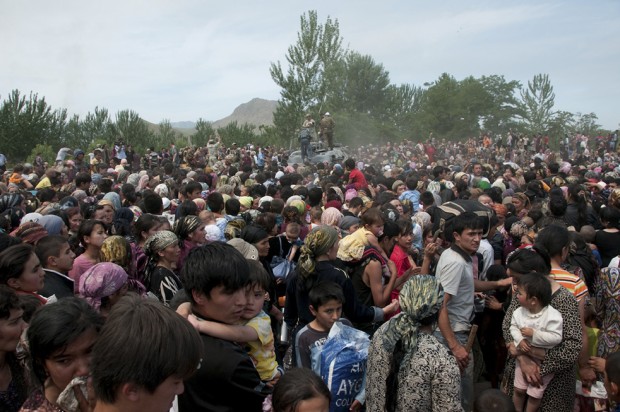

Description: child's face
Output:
[366,221,384,238]
[242,285,266,321]
[310,299,342,332]
[515,285,538,310]
[296,395,330,412]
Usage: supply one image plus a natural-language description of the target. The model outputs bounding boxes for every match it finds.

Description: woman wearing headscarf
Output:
[174,214,205,272]
[111,207,135,239]
[38,214,68,236]
[143,230,182,307]
[284,226,398,340]
[366,276,462,411]
[78,262,128,316]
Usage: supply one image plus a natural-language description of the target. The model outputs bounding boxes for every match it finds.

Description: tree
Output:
[573,112,601,137]
[114,110,152,152]
[478,75,522,133]
[217,122,257,147]
[0,89,66,160]
[518,74,556,133]
[81,107,114,150]
[270,10,345,142]
[192,118,214,147]
[156,119,178,149]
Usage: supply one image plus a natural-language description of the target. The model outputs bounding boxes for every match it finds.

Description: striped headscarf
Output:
[174,215,202,241]
[144,230,178,256]
[381,275,444,364]
[298,226,339,278]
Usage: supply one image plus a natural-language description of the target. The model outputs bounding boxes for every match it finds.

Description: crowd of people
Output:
[1,127,620,411]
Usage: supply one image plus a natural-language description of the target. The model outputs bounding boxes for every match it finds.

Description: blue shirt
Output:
[399,189,420,212]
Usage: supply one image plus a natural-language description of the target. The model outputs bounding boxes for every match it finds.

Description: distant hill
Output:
[170,121,196,129]
[211,98,277,129]
[159,98,277,135]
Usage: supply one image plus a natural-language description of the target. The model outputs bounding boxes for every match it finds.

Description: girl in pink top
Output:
[68,219,107,293]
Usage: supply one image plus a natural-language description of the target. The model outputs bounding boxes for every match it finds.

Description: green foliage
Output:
[270,10,345,143]
[114,109,153,152]
[0,89,67,160]
[28,144,55,166]
[216,122,257,146]
[518,74,556,134]
[192,118,215,147]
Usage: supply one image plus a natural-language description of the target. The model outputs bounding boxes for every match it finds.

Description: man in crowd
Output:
[178,243,269,411]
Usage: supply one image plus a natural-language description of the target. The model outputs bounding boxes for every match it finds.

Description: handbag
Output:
[271,237,297,279]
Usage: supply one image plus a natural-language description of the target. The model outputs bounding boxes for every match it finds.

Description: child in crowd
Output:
[269,367,331,412]
[179,260,281,385]
[604,352,620,411]
[294,281,351,369]
[510,273,563,412]
[474,388,516,412]
[337,208,386,262]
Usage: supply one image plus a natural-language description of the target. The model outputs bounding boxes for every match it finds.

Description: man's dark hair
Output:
[143,193,163,214]
[225,198,241,216]
[309,281,345,310]
[182,243,250,303]
[35,235,68,267]
[433,165,444,179]
[349,197,363,209]
[206,192,224,214]
[344,158,356,170]
[452,211,483,236]
[250,184,266,198]
[91,295,202,404]
[183,181,203,196]
[420,191,435,207]
[405,175,418,190]
[548,162,559,174]
[75,172,92,187]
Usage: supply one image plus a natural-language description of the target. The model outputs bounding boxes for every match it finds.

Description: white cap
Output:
[275,171,284,179]
[325,112,330,116]
[162,197,171,210]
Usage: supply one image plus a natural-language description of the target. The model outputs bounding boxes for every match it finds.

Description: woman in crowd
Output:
[501,247,583,412]
[595,266,620,359]
[0,244,46,305]
[61,207,83,238]
[68,219,107,293]
[174,214,206,272]
[511,192,530,220]
[594,206,620,268]
[20,297,104,411]
[131,214,168,281]
[78,262,129,316]
[366,275,462,411]
[285,225,398,337]
[143,230,182,306]
[0,286,28,412]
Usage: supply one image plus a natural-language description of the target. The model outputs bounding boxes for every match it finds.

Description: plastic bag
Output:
[312,322,369,412]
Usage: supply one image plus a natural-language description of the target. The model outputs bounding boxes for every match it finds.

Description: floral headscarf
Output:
[79,262,128,311]
[381,275,444,363]
[298,226,339,278]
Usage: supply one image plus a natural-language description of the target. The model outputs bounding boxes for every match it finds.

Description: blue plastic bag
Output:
[312,322,369,412]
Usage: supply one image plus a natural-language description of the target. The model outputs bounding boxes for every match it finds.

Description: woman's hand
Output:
[383,299,400,316]
[517,355,542,387]
[485,295,503,311]
[507,342,519,357]
[588,356,606,373]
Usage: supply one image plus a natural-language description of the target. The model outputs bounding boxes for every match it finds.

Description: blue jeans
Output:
[434,331,474,412]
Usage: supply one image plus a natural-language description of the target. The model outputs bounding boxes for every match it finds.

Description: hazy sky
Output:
[1,1,618,129]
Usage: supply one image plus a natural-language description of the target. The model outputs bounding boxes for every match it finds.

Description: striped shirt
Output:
[550,268,589,302]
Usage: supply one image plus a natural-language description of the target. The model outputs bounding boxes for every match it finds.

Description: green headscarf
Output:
[382,275,444,364]
[298,225,339,279]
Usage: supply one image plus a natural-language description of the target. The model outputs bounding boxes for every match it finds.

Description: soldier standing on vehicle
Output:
[319,112,335,150]
[299,114,314,163]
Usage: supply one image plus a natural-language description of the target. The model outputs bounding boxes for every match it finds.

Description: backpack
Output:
[429,200,493,242]
[298,128,312,142]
